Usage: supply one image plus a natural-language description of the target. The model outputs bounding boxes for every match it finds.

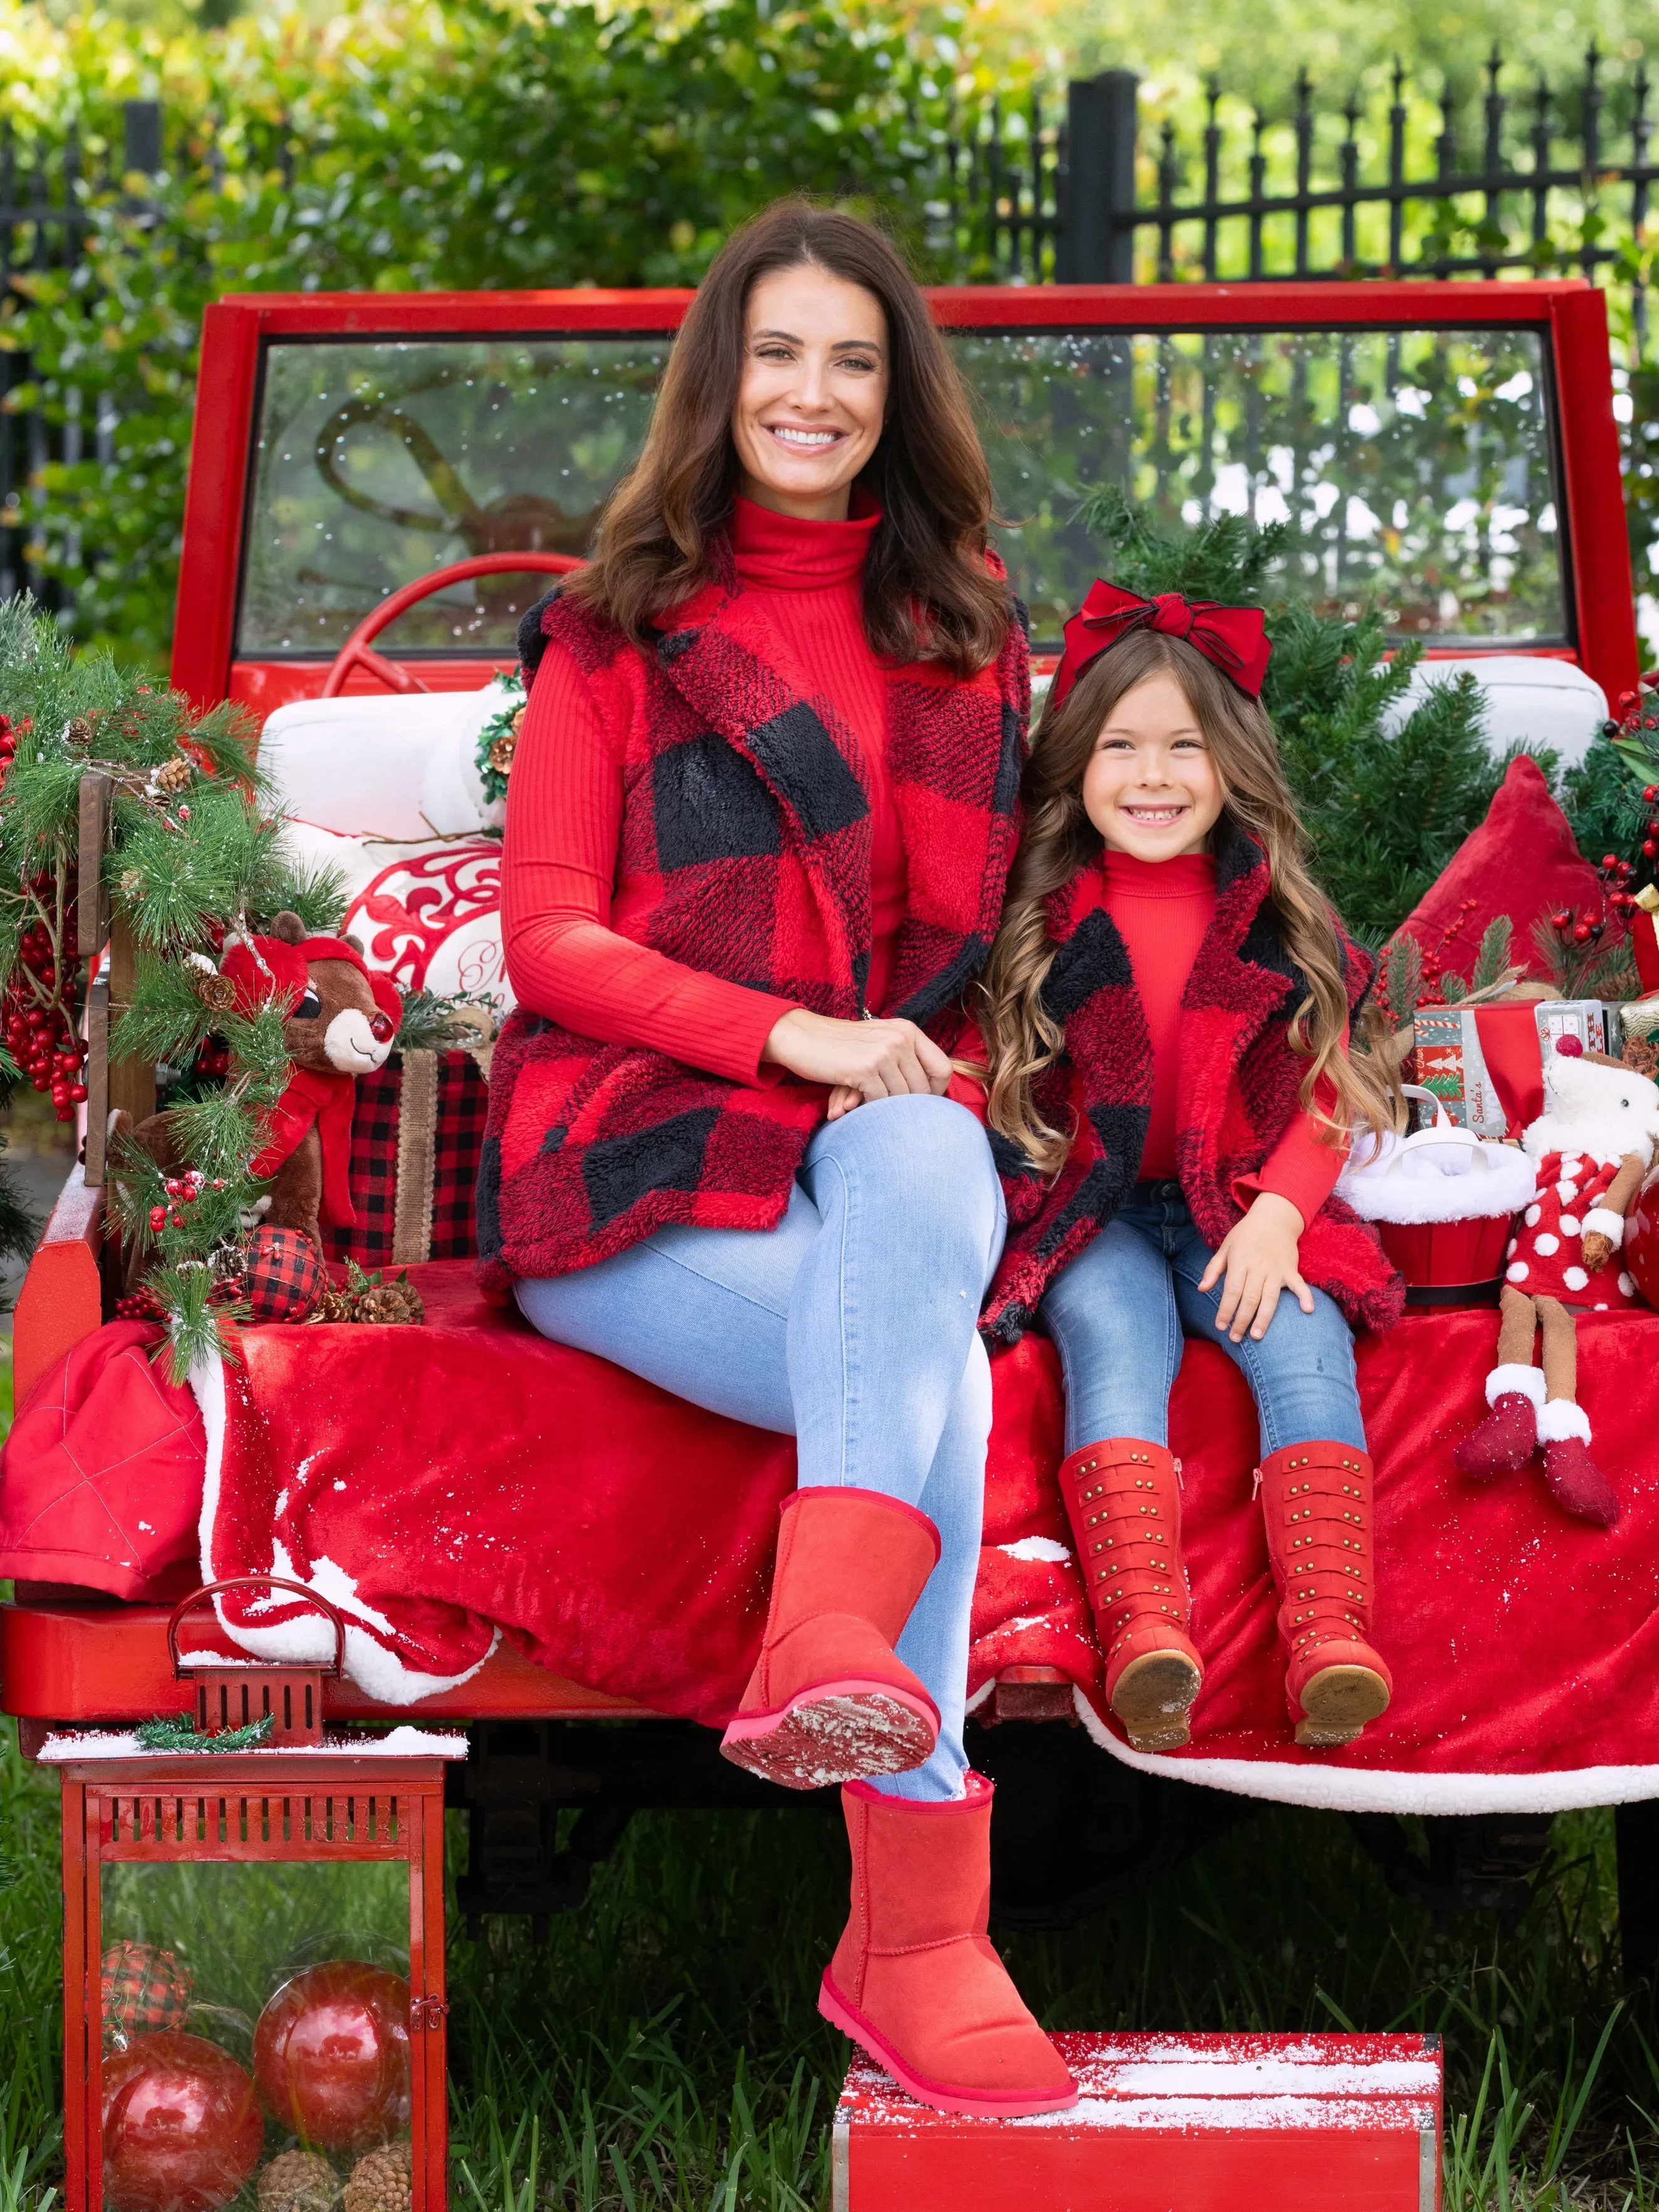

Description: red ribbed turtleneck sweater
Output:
[1101,848,1346,1229]
[502,496,905,1081]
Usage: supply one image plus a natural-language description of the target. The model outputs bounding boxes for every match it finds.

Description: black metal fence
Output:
[993,48,1658,349]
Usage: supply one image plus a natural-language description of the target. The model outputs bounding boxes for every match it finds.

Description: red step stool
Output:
[831,2032,1442,2212]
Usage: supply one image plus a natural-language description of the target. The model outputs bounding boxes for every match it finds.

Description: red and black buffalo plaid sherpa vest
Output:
[476,567,1027,1295]
[980,820,1404,1345]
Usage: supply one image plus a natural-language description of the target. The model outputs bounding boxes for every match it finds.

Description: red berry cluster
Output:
[113,1285,167,1323]
[193,1035,231,1082]
[4,904,87,1121]
[146,1169,229,1237]
[1414,897,1479,1007]
[1549,904,1607,948]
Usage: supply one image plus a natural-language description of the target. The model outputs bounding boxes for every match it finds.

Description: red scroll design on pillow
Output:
[344,843,504,994]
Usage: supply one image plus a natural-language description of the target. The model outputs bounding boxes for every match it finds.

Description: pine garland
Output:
[135,1711,276,1753]
[0,600,343,1379]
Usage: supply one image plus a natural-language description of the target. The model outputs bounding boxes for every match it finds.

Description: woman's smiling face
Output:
[1080,669,1224,860]
[731,262,888,522]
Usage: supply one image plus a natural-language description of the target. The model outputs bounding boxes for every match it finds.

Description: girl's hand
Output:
[763,1008,953,1121]
[1198,1192,1314,1343]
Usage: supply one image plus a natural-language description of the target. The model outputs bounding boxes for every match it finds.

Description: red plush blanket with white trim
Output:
[4,1265,1658,1814]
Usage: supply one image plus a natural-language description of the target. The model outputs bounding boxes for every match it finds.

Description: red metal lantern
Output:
[55,1733,459,2212]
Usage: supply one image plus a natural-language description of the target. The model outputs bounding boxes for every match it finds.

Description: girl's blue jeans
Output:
[516,1093,1007,1805]
[1041,1180,1367,1458]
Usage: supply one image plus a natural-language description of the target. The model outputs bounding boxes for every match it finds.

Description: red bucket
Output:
[1376,1214,1516,1308]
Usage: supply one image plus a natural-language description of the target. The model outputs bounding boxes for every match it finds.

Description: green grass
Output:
[4,1714,1658,2211]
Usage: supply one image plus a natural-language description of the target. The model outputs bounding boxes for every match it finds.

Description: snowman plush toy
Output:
[1456,1035,1659,1526]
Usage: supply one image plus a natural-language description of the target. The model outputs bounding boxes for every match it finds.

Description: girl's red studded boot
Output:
[1056,1438,1204,1751]
[1257,1441,1393,1749]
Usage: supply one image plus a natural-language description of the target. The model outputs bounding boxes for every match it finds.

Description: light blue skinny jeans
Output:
[516,1093,1007,1803]
[1042,1180,1367,1458]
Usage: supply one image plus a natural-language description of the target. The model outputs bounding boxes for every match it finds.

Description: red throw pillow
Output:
[1396,754,1604,979]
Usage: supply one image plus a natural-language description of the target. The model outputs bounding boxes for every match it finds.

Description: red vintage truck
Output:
[4,276,1653,1959]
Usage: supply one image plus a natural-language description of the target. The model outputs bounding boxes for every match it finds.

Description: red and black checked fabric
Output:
[101,1942,194,2038]
[323,1050,492,1265]
[479,564,1027,1293]
[242,1225,324,1322]
[982,820,1403,1345]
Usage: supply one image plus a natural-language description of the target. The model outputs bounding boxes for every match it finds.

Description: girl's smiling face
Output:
[731,263,889,522]
[1079,669,1224,859]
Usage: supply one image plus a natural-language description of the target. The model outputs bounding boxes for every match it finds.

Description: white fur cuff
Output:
[1537,1398,1593,1445]
[1583,1208,1625,1247]
[1487,1364,1546,1411]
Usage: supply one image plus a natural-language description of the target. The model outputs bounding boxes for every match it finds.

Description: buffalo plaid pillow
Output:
[325,1049,491,1265]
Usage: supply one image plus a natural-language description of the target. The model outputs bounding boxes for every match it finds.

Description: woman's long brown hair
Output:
[977,628,1402,1172]
[566,200,1009,674]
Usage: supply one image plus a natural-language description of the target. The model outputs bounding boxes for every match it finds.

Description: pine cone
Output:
[487,728,517,777]
[194,971,239,1015]
[355,1277,425,1326]
[152,755,193,796]
[343,2142,411,2212]
[314,1280,358,1325]
[259,2151,339,2212]
[65,716,94,748]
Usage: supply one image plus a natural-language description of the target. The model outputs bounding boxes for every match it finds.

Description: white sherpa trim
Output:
[964,1677,996,1716]
[1337,1134,1536,1224]
[1072,1687,1659,1812]
[187,1354,501,1706]
[1583,1208,1625,1246]
[1537,1397,1593,1445]
[1487,1363,1546,1410]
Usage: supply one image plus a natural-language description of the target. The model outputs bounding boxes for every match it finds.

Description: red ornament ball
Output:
[240,1228,323,1324]
[252,1961,412,2152]
[101,1942,194,2042]
[102,2032,263,2212]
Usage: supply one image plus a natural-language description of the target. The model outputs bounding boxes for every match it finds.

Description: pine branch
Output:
[1381,934,1424,1026]
[1470,916,1514,993]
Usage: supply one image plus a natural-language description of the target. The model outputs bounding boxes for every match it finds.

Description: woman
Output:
[479,201,1075,2119]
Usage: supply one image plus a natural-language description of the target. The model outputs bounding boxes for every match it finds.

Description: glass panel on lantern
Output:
[100,1857,414,2212]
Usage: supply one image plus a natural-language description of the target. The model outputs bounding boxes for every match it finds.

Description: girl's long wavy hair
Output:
[977,628,1402,1172]
[566,201,1009,676]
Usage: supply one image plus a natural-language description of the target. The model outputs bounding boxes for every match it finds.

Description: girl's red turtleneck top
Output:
[502,494,905,1084]
[1101,848,1346,1229]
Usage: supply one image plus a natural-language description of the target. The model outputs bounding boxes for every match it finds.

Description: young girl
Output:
[976,581,1405,1756]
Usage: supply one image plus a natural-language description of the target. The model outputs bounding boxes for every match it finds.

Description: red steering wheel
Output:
[321,551,585,697]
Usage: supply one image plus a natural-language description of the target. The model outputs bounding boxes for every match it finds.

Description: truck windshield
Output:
[239,324,1563,659]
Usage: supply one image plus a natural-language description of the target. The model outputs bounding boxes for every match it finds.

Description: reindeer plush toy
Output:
[132,913,401,1255]
[1455,1034,1659,1526]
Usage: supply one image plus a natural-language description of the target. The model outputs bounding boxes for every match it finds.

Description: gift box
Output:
[1339,1088,1537,1308]
[1410,1000,1615,1137]
[830,2033,1442,2212]
[323,1048,490,1268]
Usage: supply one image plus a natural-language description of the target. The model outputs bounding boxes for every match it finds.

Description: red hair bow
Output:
[1049,580,1272,711]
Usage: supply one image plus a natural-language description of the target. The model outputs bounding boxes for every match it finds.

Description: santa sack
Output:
[1338,1085,1536,1308]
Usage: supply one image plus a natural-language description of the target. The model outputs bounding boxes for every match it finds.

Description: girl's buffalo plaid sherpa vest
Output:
[980,821,1404,1345]
[476,565,1027,1294]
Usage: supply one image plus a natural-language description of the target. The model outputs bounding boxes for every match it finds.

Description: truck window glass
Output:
[237,325,1563,659]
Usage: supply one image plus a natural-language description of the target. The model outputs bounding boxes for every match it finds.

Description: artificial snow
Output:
[36,1724,468,1763]
[997,1536,1071,1563]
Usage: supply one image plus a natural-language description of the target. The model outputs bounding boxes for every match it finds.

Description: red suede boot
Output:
[1258,1441,1393,1750]
[720,1488,941,1790]
[819,1775,1078,2118]
[1057,1439,1203,1751]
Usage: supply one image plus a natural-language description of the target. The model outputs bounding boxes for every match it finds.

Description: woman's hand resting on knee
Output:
[1198,1192,1314,1342]
[763,1008,953,1120]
